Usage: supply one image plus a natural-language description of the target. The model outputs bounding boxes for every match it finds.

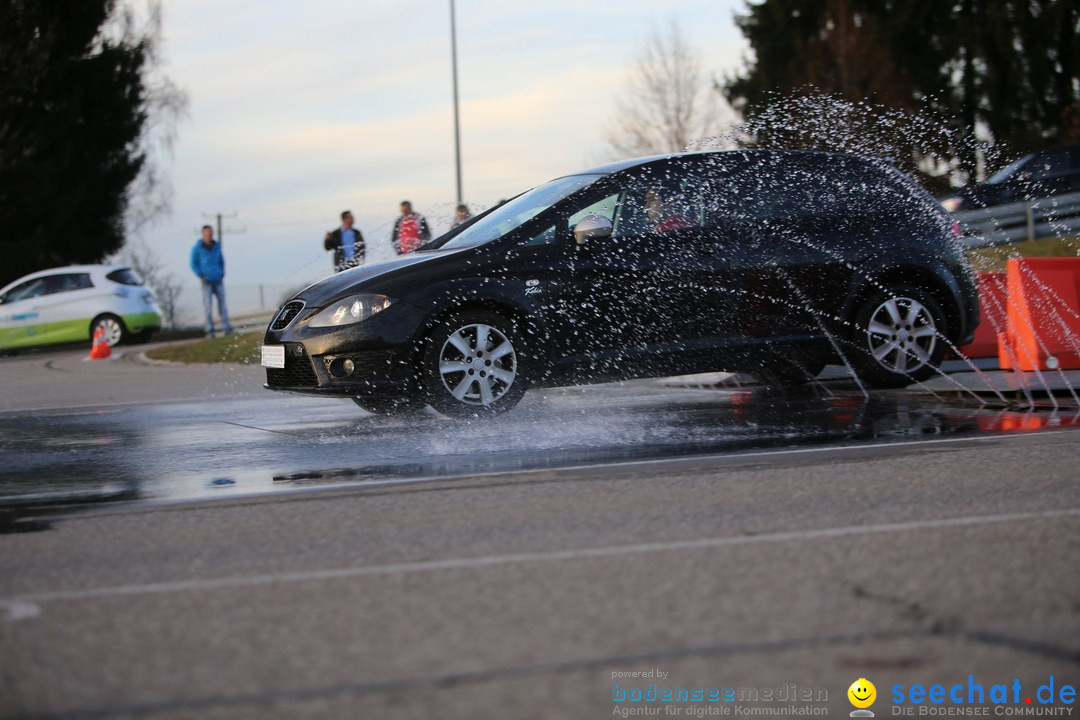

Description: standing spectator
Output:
[189,225,233,337]
[324,210,366,272]
[391,200,432,254]
[450,203,472,229]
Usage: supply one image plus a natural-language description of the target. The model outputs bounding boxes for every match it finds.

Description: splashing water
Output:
[687,91,1080,406]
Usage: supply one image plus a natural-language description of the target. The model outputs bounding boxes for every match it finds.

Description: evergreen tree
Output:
[0,1,155,286]
[725,0,1079,187]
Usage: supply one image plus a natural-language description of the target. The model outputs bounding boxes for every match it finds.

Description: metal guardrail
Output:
[955,191,1080,248]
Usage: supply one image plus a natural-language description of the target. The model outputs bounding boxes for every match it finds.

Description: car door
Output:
[0,277,48,348]
[712,154,845,341]
[32,273,97,343]
[545,188,643,362]
[558,161,743,374]
[498,181,673,375]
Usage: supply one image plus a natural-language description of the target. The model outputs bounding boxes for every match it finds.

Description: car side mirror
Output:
[573,214,613,245]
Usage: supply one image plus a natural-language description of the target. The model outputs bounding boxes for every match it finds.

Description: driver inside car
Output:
[644,188,693,233]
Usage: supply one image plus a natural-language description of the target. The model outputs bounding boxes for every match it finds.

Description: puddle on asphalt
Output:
[2,384,1079,515]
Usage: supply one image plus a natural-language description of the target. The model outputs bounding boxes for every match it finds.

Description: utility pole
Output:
[449,0,463,205]
[202,211,245,247]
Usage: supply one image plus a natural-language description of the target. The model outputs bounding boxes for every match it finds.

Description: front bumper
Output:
[264,344,418,396]
[262,301,427,396]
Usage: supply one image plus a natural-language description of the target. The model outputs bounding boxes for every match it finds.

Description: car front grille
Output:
[271,301,305,330]
[266,353,318,388]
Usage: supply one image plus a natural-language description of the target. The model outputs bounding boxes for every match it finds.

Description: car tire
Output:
[422,310,527,418]
[90,314,128,347]
[351,394,427,416]
[852,284,947,388]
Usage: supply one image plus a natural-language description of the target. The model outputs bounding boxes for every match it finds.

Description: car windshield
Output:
[438,174,603,250]
[986,154,1032,184]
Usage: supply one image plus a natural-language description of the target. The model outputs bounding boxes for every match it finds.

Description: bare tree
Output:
[110,1,189,236]
[107,2,187,332]
[114,241,183,329]
[606,19,731,158]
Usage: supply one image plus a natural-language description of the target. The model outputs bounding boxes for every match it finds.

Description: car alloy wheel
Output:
[853,284,946,387]
[92,315,126,347]
[439,323,516,404]
[867,297,937,374]
[423,310,526,417]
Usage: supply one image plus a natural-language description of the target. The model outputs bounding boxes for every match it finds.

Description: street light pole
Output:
[450,0,463,206]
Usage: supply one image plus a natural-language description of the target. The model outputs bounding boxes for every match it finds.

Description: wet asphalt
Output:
[1,348,1079,509]
[1,348,1079,718]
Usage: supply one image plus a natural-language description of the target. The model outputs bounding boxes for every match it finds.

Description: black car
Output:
[263,150,979,417]
[940,144,1080,212]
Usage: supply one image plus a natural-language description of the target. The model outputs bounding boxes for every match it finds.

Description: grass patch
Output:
[967,235,1079,273]
[146,332,262,365]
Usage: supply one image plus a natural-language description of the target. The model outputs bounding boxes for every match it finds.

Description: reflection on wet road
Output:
[3,380,1080,509]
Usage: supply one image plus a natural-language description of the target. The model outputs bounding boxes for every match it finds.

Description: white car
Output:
[0,265,162,350]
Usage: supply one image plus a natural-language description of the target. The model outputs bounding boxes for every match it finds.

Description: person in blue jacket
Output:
[190,225,234,336]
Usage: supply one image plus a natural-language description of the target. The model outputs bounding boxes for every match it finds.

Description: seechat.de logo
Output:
[848,678,877,717]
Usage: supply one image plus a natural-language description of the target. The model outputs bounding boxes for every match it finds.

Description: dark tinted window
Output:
[524,162,711,247]
[708,154,929,228]
[106,268,143,286]
[613,163,706,237]
[707,155,837,224]
[43,273,93,295]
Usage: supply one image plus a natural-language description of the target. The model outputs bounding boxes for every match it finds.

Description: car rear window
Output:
[106,268,143,286]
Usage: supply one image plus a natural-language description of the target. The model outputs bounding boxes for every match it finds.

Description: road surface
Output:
[1,348,1078,719]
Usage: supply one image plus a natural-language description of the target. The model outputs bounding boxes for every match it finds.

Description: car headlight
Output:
[308,294,394,328]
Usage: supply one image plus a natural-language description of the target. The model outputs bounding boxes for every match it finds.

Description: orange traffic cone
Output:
[89,325,112,360]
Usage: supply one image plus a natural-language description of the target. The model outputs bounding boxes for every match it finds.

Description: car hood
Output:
[294,248,470,306]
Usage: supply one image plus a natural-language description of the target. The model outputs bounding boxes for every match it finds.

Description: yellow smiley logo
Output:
[848,678,877,709]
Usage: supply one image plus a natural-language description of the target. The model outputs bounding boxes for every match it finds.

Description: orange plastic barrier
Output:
[976,411,1080,433]
[958,273,1007,358]
[997,258,1080,371]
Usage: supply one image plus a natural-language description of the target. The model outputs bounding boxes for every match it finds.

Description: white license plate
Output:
[261,345,285,368]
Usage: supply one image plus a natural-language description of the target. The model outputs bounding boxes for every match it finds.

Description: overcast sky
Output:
[145,0,749,314]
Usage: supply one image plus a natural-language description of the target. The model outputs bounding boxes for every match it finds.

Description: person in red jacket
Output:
[391,200,432,254]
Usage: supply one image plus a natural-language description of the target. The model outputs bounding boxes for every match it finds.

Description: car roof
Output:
[0,264,129,292]
[569,148,882,177]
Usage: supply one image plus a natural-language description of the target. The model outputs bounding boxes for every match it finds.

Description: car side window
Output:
[3,279,47,303]
[44,273,93,295]
[519,191,626,249]
[521,224,558,248]
[568,192,621,231]
[618,178,704,237]
[708,164,780,226]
